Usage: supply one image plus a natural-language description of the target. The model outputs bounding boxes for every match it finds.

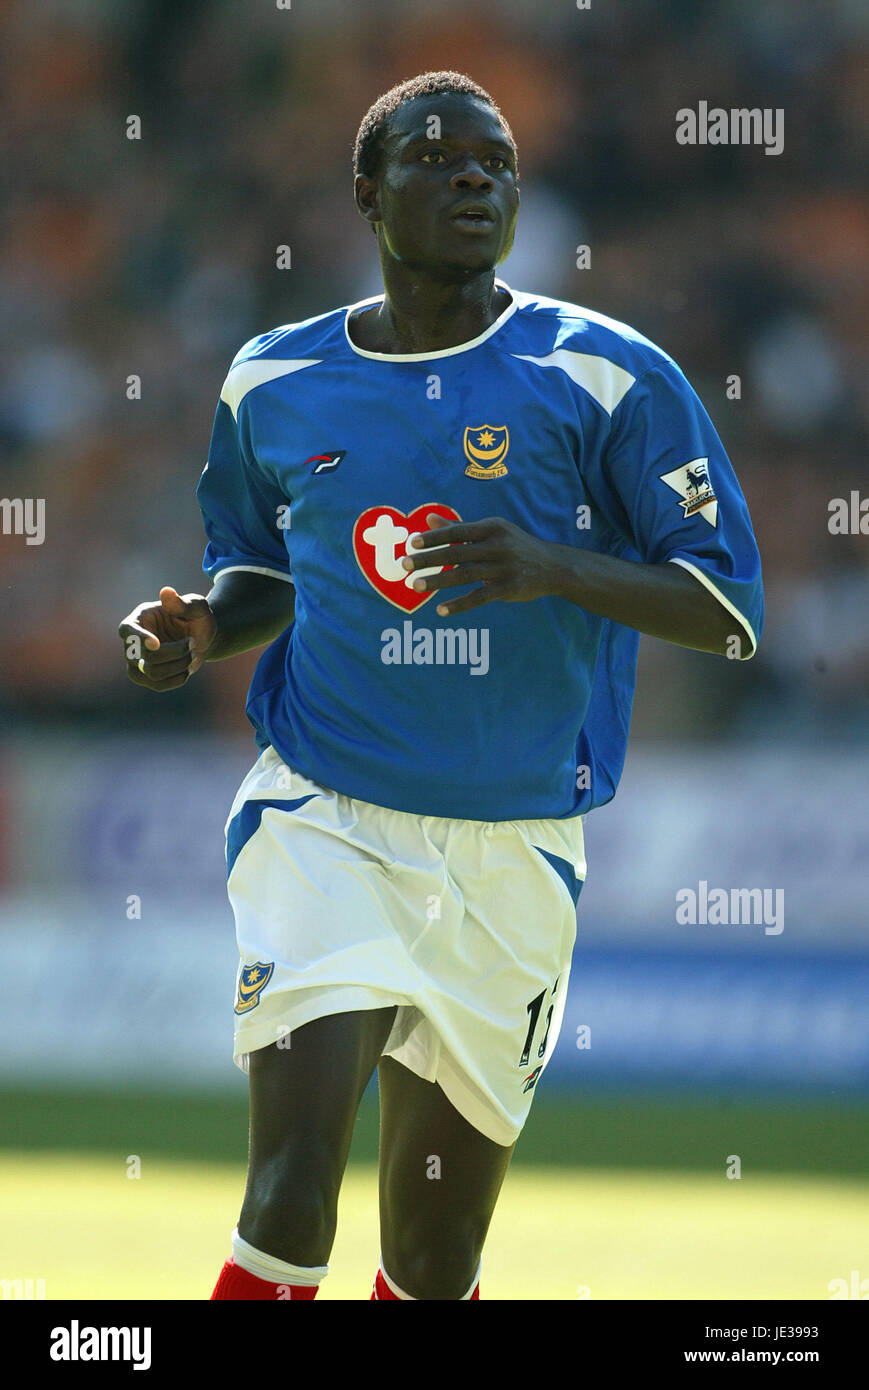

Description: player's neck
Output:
[350,272,510,354]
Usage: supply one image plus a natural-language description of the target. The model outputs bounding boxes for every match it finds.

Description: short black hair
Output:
[353,70,518,182]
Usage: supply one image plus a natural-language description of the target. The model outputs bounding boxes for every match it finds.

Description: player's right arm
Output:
[119,571,295,693]
[120,348,298,693]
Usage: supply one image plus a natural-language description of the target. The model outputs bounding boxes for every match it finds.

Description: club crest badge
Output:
[234,961,275,1015]
[463,424,509,479]
[659,457,718,527]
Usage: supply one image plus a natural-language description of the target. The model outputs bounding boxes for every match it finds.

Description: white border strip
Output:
[668,557,757,659]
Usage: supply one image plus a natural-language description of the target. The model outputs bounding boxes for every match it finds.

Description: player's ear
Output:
[354,174,380,229]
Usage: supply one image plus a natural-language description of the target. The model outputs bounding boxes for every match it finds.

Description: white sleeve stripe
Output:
[220,358,322,420]
[668,557,757,658]
[510,350,636,415]
[210,564,293,583]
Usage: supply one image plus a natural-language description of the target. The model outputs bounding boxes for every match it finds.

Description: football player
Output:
[119,72,762,1300]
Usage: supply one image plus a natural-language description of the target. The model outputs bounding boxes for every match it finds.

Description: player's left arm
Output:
[403,522,737,654]
[402,361,763,659]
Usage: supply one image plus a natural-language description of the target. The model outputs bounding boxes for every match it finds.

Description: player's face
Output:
[361,94,519,277]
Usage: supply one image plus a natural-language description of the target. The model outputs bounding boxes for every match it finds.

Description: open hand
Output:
[401,513,561,617]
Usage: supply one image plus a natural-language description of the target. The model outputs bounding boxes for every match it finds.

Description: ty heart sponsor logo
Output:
[352,503,461,612]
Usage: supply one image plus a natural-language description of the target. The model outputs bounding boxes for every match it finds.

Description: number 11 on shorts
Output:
[519,975,560,1088]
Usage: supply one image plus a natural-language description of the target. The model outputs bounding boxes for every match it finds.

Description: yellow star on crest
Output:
[477,430,496,447]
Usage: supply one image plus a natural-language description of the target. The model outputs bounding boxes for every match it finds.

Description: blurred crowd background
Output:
[1,0,868,1301]
[1,0,867,741]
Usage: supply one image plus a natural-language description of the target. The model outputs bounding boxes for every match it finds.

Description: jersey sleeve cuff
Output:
[667,557,757,660]
[208,563,293,583]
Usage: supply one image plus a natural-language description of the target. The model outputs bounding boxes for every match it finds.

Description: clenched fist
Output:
[119,586,218,692]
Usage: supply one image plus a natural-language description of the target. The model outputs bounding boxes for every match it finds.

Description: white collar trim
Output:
[344,279,520,362]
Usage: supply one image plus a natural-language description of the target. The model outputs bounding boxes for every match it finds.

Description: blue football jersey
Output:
[196,281,763,821]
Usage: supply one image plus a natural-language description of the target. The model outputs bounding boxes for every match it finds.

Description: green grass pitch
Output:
[2,1152,867,1299]
[2,1087,867,1300]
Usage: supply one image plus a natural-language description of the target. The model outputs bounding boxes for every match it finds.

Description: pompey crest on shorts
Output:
[463,424,509,479]
[234,961,275,1014]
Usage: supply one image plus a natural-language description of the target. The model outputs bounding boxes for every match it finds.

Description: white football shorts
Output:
[225,745,586,1146]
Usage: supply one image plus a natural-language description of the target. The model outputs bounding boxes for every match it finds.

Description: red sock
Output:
[211,1258,318,1300]
[370,1268,480,1300]
[370,1269,398,1300]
